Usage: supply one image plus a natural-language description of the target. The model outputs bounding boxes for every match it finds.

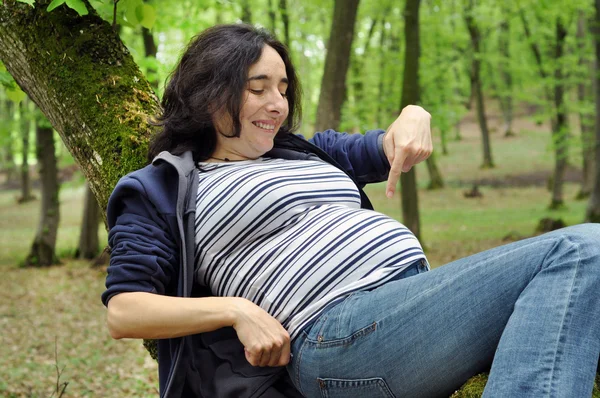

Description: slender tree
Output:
[76,182,101,259]
[314,0,360,132]
[520,10,570,209]
[279,0,290,49]
[399,0,422,239]
[241,0,252,24]
[586,0,600,222]
[24,118,59,266]
[498,4,514,137]
[576,12,595,200]
[1,99,19,184]
[464,0,494,169]
[18,98,35,203]
[141,25,158,89]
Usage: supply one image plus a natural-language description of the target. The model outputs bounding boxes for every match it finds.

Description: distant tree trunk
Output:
[24,124,59,267]
[426,153,444,190]
[278,0,290,49]
[577,13,595,200]
[2,100,19,184]
[241,0,252,24]
[465,2,494,169]
[314,0,360,132]
[141,20,158,90]
[268,0,277,34]
[586,0,600,221]
[498,8,514,137]
[549,20,568,209]
[399,0,422,239]
[351,16,378,127]
[18,99,35,203]
[377,16,388,127]
[76,182,101,259]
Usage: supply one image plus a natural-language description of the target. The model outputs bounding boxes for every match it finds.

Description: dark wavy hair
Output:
[148,24,302,162]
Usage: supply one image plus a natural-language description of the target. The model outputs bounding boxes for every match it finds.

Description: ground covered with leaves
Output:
[0,260,158,397]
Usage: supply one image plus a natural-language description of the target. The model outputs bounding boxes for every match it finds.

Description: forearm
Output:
[106,291,242,340]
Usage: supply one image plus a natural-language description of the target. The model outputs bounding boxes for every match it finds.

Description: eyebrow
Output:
[248,74,289,84]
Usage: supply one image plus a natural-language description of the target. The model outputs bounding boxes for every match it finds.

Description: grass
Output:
[0,108,595,396]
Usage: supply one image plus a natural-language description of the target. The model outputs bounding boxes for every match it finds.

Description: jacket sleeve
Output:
[101,175,179,306]
[308,129,390,184]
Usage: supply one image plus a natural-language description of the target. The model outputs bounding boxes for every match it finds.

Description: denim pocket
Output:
[317,377,396,398]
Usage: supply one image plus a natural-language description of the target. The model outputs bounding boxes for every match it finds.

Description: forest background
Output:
[1,0,600,396]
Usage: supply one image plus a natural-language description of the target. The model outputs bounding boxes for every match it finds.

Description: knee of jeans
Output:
[560,223,600,263]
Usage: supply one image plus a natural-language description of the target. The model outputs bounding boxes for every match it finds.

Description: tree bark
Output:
[549,19,568,210]
[278,0,290,49]
[314,0,360,132]
[268,0,277,34]
[18,99,35,203]
[426,153,444,190]
[399,0,422,240]
[465,2,494,169]
[2,99,19,184]
[24,123,59,266]
[0,0,160,217]
[377,15,388,127]
[586,0,600,221]
[498,8,514,137]
[576,12,594,200]
[76,182,101,259]
[141,18,158,90]
[241,0,252,24]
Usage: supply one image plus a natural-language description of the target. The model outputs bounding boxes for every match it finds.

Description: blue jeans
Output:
[287,224,600,397]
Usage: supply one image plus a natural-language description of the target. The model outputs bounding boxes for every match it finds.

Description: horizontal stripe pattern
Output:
[194,158,425,339]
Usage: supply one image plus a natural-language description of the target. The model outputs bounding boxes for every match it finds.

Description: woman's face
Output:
[213,45,290,160]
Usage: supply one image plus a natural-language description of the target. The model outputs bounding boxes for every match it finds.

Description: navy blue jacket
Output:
[102,130,389,397]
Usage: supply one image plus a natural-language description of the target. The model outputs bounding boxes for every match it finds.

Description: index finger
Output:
[386,148,408,198]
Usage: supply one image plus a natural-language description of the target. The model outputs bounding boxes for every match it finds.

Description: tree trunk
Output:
[586,0,600,221]
[18,99,35,203]
[0,0,159,216]
[498,9,514,137]
[241,0,252,24]
[76,182,101,259]
[278,0,290,49]
[24,124,59,266]
[377,15,388,127]
[2,100,19,184]
[268,0,277,34]
[314,0,360,132]
[351,16,378,129]
[465,3,494,169]
[399,0,422,240]
[549,19,568,210]
[576,12,594,200]
[141,11,158,90]
[426,153,444,190]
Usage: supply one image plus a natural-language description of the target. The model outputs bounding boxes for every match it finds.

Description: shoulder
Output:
[107,152,193,228]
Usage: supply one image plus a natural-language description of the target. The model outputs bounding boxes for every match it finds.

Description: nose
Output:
[266,90,288,115]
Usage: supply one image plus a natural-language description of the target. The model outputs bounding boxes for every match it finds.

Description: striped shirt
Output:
[194,157,426,339]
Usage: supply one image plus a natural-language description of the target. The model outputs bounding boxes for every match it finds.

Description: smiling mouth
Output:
[252,121,276,131]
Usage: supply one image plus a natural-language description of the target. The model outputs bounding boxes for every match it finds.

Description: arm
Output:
[309,129,389,185]
[309,105,432,195]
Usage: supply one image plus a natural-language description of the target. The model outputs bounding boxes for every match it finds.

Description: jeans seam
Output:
[294,332,308,397]
[548,237,581,396]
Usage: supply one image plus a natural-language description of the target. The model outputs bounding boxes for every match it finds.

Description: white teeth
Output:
[254,122,274,130]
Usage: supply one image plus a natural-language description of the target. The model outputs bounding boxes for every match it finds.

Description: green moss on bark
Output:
[0,0,161,209]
